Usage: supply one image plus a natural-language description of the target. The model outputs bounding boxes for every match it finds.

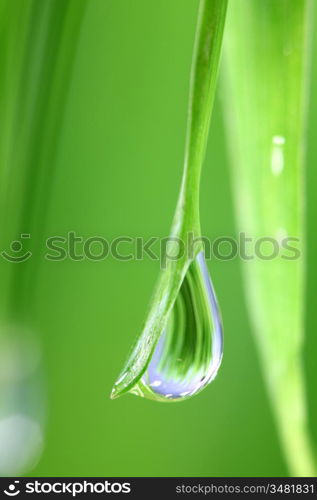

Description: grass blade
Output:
[111,0,228,399]
[222,0,315,476]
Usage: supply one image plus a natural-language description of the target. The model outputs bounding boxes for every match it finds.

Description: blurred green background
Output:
[0,0,316,477]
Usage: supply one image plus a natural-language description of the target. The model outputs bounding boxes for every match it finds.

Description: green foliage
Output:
[222,0,315,476]
[111,0,228,400]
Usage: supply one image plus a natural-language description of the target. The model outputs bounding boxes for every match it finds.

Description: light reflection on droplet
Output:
[150,380,162,387]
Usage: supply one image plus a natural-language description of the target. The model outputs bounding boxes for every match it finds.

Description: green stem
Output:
[176,0,228,237]
[112,0,228,399]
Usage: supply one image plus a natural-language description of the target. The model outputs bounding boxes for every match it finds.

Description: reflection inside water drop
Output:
[132,252,223,402]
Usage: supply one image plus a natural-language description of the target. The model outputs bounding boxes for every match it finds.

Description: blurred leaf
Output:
[222,0,315,476]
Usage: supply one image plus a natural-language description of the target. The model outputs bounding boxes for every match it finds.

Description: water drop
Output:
[130,251,223,402]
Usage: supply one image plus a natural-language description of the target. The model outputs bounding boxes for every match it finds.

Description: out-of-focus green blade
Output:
[222,0,315,476]
[0,0,87,322]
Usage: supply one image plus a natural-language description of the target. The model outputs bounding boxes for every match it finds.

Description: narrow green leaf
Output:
[0,0,87,324]
[222,0,315,476]
[111,0,228,400]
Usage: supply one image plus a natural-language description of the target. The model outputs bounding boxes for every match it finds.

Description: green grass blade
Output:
[0,0,87,324]
[222,0,315,476]
[111,0,228,399]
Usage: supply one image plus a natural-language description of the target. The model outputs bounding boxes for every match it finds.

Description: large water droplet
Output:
[130,252,223,402]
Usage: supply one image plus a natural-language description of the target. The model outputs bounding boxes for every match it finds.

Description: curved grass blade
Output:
[111,0,228,401]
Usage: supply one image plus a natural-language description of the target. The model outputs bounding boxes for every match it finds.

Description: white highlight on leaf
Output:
[275,227,288,245]
[271,135,286,176]
[115,372,127,385]
[0,415,43,475]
